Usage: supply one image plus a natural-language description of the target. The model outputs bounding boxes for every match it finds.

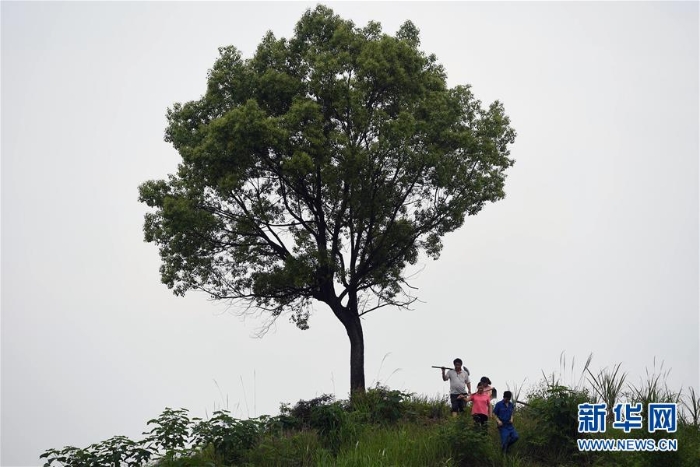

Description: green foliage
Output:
[279,394,354,454]
[594,431,685,467]
[627,359,681,408]
[41,446,99,467]
[329,423,450,467]
[139,4,517,393]
[144,408,192,454]
[626,359,682,438]
[310,401,353,454]
[154,446,218,467]
[438,416,496,466]
[41,372,700,466]
[584,358,627,423]
[191,410,266,464]
[349,384,412,425]
[681,386,700,428]
[40,436,153,467]
[518,384,592,464]
[403,393,451,422]
[245,430,324,467]
[279,393,337,430]
[675,424,700,467]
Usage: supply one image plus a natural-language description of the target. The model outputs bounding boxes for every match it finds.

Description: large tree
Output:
[139,6,516,394]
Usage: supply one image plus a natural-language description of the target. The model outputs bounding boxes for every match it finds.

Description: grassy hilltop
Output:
[42,371,700,467]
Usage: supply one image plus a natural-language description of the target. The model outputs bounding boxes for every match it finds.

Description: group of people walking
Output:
[440,358,519,454]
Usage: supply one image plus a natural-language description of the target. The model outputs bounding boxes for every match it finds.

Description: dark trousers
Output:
[472,413,488,431]
[499,424,519,452]
[450,393,467,412]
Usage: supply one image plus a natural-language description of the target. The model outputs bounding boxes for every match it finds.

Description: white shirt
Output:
[446,368,470,394]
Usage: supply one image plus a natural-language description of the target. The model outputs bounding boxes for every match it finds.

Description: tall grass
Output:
[627,358,681,406]
[41,358,700,467]
[504,379,528,407]
[324,423,450,467]
[681,386,700,427]
[584,359,627,423]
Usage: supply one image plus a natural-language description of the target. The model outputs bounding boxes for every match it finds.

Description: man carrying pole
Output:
[437,358,472,417]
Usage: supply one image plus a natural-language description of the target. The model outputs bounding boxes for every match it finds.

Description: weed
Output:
[681,386,700,428]
[584,359,627,423]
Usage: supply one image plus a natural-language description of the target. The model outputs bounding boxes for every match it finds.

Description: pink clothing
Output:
[468,391,491,416]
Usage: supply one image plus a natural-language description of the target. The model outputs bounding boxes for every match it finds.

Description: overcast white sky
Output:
[2,1,698,466]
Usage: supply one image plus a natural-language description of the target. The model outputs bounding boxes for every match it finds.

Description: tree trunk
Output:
[324,291,366,395]
[345,312,366,395]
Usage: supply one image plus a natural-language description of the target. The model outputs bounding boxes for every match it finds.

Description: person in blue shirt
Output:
[493,390,519,453]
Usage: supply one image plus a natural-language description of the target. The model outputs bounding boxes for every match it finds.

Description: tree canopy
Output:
[139,5,516,393]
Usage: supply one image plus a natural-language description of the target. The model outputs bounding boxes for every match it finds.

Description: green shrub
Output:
[349,385,411,425]
[401,393,451,424]
[144,408,193,454]
[278,393,362,455]
[675,424,700,467]
[40,446,101,467]
[438,416,495,466]
[310,401,355,454]
[518,384,592,464]
[279,394,336,430]
[41,436,156,467]
[190,410,265,465]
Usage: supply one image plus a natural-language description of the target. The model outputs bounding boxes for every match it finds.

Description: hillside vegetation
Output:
[42,367,700,467]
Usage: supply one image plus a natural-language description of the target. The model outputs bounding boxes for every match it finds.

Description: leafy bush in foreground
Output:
[518,383,593,464]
